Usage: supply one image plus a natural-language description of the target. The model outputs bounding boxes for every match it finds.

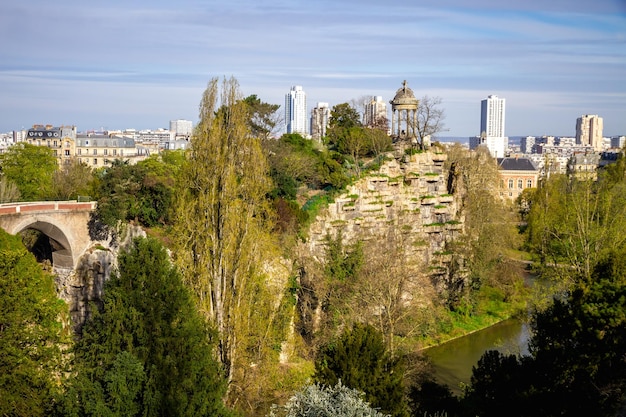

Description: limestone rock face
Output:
[55,225,146,333]
[296,151,468,339]
[305,151,463,267]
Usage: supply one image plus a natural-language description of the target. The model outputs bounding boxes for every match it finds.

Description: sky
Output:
[1,0,625,137]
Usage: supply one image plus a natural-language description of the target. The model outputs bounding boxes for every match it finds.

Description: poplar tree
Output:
[173,77,276,394]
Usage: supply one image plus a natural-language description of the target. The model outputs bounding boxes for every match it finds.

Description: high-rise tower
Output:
[363,96,387,127]
[480,95,506,138]
[285,86,308,136]
[576,114,603,152]
[310,102,330,141]
[471,95,507,158]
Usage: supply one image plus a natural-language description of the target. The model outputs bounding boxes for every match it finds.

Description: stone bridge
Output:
[0,201,97,269]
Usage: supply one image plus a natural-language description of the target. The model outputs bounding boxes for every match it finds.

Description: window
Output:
[508,179,514,189]
[517,179,523,189]
[93,149,97,155]
[104,149,108,155]
[78,149,82,155]
[65,150,70,156]
[527,179,533,188]
[113,149,117,156]
[93,158,98,165]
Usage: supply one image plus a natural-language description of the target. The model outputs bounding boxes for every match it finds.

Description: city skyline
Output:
[1,0,625,136]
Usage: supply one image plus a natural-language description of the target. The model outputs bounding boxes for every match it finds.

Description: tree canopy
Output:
[57,237,231,417]
[0,143,58,201]
[314,323,407,417]
[0,229,66,417]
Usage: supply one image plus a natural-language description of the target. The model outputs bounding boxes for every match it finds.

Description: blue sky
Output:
[1,0,625,137]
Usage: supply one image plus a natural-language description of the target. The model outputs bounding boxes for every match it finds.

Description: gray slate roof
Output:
[497,157,538,171]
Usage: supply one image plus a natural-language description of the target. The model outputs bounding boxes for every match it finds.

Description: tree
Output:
[415,96,446,149]
[172,77,279,401]
[51,158,94,200]
[58,237,231,417]
[314,323,407,417]
[326,103,363,154]
[0,229,65,417]
[0,176,21,203]
[92,154,180,228]
[444,145,522,309]
[243,94,282,139]
[269,382,388,417]
[525,168,626,283]
[461,248,626,417]
[0,143,57,200]
[329,103,361,130]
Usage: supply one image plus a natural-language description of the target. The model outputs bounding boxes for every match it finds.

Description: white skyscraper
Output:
[471,95,507,158]
[480,95,506,138]
[285,86,308,136]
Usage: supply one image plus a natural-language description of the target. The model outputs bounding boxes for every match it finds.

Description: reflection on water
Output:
[423,319,531,395]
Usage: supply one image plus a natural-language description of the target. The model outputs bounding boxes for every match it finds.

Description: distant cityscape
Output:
[1,84,624,197]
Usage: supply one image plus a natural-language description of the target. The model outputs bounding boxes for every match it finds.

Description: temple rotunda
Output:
[389,80,419,143]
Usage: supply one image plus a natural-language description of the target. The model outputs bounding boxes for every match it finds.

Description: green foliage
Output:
[52,159,94,200]
[242,94,281,139]
[269,381,388,417]
[323,232,363,282]
[173,77,282,408]
[0,229,66,417]
[444,145,522,310]
[93,153,182,227]
[460,247,626,417]
[525,169,626,282]
[314,323,408,417]
[58,237,231,417]
[0,143,58,200]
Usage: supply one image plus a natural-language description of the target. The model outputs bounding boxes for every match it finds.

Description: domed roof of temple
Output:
[390,80,418,107]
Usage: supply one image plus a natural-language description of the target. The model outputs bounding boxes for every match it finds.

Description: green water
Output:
[423,318,531,395]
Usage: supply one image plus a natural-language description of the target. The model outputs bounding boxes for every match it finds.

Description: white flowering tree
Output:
[269,381,389,417]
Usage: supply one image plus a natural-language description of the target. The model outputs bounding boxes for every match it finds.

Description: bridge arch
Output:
[10,216,75,269]
[0,201,96,269]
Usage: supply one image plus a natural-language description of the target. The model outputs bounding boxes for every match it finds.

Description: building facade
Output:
[576,114,603,152]
[169,119,193,138]
[23,125,148,167]
[285,85,308,136]
[310,102,330,141]
[497,157,539,200]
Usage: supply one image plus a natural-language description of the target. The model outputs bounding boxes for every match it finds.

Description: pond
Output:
[423,318,531,395]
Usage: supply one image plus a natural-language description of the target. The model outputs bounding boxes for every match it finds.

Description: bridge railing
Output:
[0,200,96,215]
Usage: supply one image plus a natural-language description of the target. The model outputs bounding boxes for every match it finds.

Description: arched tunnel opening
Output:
[19,229,59,267]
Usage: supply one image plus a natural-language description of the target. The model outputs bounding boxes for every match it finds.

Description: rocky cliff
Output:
[294,150,468,343]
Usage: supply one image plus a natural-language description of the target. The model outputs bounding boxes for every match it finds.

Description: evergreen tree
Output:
[58,237,231,417]
[314,323,407,417]
[0,229,65,416]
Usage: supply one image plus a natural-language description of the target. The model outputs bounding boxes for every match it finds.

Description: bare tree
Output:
[416,95,447,149]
